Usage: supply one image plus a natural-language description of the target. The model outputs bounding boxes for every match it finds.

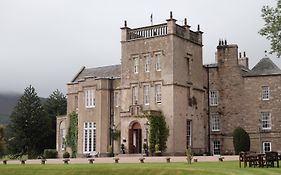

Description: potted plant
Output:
[154,144,162,156]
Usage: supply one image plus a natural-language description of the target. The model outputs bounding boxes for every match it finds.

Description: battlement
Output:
[121,11,202,45]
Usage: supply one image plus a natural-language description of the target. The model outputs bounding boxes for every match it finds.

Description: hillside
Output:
[0,93,46,125]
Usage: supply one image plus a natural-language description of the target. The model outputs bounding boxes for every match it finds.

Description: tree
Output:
[44,89,67,149]
[7,85,50,158]
[233,127,250,155]
[146,112,169,154]
[0,125,4,157]
[259,1,281,57]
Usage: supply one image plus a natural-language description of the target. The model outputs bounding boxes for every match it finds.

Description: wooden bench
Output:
[265,151,279,168]
[113,157,119,163]
[2,160,7,164]
[218,156,224,162]
[166,157,171,163]
[139,157,145,163]
[63,158,70,164]
[88,158,95,164]
[41,159,47,164]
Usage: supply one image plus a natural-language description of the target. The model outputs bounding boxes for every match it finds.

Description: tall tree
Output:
[0,125,4,157]
[44,90,67,149]
[7,85,50,158]
[259,1,281,57]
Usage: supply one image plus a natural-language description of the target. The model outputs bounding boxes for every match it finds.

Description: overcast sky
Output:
[0,0,278,97]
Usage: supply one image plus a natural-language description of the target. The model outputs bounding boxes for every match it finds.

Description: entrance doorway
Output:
[128,122,142,154]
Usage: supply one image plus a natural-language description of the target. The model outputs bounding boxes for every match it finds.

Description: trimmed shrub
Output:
[233,127,250,154]
[63,151,70,158]
[43,149,58,159]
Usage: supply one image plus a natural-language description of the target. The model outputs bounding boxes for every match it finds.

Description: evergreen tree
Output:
[0,125,4,157]
[146,112,169,154]
[44,89,67,149]
[259,1,281,57]
[233,127,250,154]
[7,85,50,158]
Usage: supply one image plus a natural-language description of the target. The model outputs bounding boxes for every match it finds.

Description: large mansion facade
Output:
[56,13,281,157]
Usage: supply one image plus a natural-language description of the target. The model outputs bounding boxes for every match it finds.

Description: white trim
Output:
[263,142,272,153]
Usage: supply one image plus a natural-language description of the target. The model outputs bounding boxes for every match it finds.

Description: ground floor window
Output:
[213,140,221,155]
[263,142,271,153]
[186,120,192,148]
[60,129,66,150]
[83,122,96,153]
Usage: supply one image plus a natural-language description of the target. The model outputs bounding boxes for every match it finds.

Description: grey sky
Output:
[0,0,278,97]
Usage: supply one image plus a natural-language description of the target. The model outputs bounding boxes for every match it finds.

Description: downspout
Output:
[109,79,114,149]
[207,67,211,155]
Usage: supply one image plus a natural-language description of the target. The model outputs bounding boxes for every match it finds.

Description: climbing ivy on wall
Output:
[66,112,78,158]
[145,112,169,154]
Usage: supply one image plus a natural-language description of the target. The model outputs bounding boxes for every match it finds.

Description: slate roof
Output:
[246,57,281,76]
[71,64,121,82]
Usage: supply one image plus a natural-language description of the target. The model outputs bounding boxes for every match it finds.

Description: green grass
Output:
[0,161,281,175]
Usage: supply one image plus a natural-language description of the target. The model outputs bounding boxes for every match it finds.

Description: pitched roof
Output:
[246,57,281,76]
[71,64,121,82]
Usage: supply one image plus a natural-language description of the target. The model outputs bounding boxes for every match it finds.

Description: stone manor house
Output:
[56,13,281,157]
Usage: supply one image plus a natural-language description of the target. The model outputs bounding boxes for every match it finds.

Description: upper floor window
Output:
[211,114,220,131]
[114,91,120,107]
[261,112,271,130]
[133,57,139,74]
[143,85,149,105]
[132,86,138,104]
[261,86,269,100]
[263,142,271,153]
[85,89,95,108]
[74,95,78,110]
[155,84,161,104]
[209,90,218,106]
[144,55,150,73]
[155,53,161,71]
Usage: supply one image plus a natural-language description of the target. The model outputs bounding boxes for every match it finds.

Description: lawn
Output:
[0,161,281,175]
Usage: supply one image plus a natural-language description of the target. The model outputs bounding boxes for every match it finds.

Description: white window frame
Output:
[132,86,138,104]
[263,142,271,153]
[213,140,221,155]
[261,112,271,130]
[186,120,192,148]
[60,129,66,150]
[155,84,161,104]
[85,89,95,108]
[143,85,149,105]
[155,53,161,71]
[211,114,220,131]
[144,55,150,73]
[133,57,139,74]
[261,86,269,100]
[209,90,218,106]
[83,122,96,153]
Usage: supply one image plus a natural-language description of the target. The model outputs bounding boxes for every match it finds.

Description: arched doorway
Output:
[128,121,142,154]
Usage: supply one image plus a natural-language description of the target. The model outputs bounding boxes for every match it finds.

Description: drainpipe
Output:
[207,67,211,155]
[109,78,114,154]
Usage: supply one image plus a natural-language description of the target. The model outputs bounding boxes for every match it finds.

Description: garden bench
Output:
[20,160,26,164]
[86,151,100,158]
[166,157,171,163]
[113,157,119,163]
[265,151,279,168]
[88,158,95,164]
[63,158,70,164]
[41,159,47,164]
[139,157,145,163]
